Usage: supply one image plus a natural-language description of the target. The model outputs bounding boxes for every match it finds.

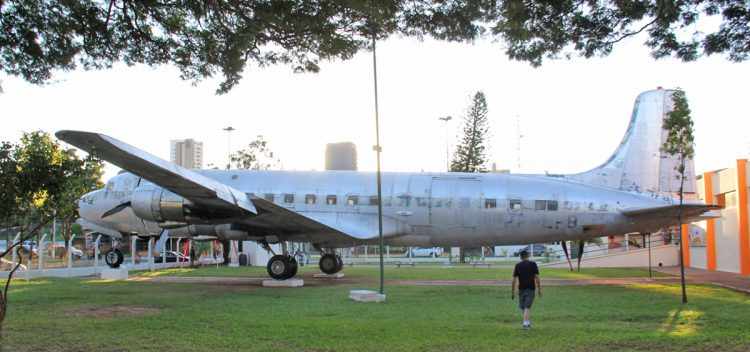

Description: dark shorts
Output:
[518,288,535,310]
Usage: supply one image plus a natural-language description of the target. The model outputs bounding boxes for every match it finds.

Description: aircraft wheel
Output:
[266,254,292,280]
[104,249,124,268]
[319,254,339,275]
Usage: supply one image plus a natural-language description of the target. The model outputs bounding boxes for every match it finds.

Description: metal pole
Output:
[439,116,452,171]
[51,213,56,258]
[371,25,385,295]
[645,233,652,278]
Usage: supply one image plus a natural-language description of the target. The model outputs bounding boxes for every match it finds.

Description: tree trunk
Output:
[677,157,688,304]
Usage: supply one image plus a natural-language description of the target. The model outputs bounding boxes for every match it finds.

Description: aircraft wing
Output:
[56,130,256,215]
[247,197,407,246]
[621,203,721,222]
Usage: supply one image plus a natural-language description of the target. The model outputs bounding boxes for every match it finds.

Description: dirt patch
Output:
[64,305,160,319]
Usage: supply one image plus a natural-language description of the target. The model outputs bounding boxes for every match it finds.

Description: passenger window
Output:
[397,195,411,207]
[416,197,428,207]
[509,199,522,210]
[326,195,337,205]
[547,200,558,211]
[369,196,379,206]
[305,194,316,204]
[431,198,443,208]
[264,193,274,202]
[347,195,359,206]
[535,200,546,211]
[458,198,470,208]
[382,196,392,207]
[283,194,294,204]
[484,199,497,209]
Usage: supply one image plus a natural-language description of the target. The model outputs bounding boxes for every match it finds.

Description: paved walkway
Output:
[137,267,750,294]
[655,266,750,294]
[142,275,683,287]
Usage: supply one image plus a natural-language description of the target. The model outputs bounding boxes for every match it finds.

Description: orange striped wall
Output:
[681,224,690,267]
[704,172,717,271]
[737,159,750,275]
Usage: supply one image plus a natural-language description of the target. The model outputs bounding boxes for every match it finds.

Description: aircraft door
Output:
[456,177,481,227]
[408,175,432,228]
[430,177,456,226]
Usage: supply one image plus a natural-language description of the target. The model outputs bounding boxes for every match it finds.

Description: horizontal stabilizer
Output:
[56,130,256,215]
[621,203,721,222]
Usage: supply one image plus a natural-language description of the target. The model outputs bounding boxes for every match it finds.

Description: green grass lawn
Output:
[1,275,748,352]
[140,264,669,281]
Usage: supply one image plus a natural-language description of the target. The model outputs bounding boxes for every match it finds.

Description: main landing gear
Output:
[266,255,298,280]
[264,241,300,280]
[318,253,343,275]
[104,248,124,268]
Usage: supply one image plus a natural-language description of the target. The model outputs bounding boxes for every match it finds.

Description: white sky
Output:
[1,32,748,181]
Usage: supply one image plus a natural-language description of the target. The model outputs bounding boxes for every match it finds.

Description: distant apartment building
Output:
[325,142,357,171]
[170,139,203,169]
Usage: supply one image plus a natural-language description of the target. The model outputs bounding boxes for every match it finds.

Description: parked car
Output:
[408,247,444,258]
[155,251,190,263]
[513,244,547,257]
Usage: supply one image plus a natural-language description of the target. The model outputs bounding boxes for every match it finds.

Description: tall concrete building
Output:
[325,142,357,171]
[170,139,204,169]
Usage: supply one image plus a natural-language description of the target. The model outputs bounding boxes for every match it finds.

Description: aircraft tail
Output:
[566,89,696,196]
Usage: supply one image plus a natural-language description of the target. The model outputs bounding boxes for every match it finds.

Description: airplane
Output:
[58,88,718,280]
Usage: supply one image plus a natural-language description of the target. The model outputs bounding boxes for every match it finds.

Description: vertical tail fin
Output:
[567,89,696,196]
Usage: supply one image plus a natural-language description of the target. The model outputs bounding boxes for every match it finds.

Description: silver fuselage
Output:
[80,170,672,247]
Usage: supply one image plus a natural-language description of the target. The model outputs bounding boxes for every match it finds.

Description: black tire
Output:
[335,255,344,272]
[267,255,289,280]
[104,249,124,268]
[319,254,339,275]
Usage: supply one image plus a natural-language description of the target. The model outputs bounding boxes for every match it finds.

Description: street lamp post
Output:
[371,24,385,296]
[223,126,235,170]
[438,116,452,171]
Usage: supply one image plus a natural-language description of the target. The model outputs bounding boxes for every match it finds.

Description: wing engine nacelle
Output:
[131,188,191,223]
[167,223,251,241]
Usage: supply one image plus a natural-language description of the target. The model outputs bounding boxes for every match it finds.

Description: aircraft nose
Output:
[78,191,98,220]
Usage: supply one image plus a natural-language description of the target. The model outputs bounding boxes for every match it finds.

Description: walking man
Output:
[511,249,541,329]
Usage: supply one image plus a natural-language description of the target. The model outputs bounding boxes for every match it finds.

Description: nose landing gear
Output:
[104,248,124,268]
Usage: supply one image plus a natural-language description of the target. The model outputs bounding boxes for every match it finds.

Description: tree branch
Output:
[604,18,658,45]
[105,0,116,28]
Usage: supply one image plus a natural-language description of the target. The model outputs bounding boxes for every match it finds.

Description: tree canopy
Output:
[230,135,281,170]
[0,131,103,328]
[2,1,747,94]
[451,91,490,173]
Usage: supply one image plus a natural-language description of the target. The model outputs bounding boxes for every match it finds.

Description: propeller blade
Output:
[561,241,573,271]
[101,201,132,219]
[577,240,585,272]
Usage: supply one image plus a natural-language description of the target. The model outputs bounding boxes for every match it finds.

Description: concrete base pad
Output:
[313,272,345,279]
[262,278,304,288]
[349,289,386,303]
[100,267,129,281]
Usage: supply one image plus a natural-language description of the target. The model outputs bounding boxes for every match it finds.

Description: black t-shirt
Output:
[513,260,539,290]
